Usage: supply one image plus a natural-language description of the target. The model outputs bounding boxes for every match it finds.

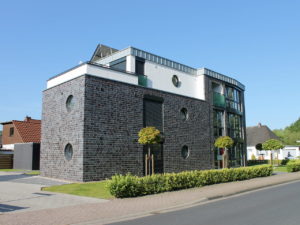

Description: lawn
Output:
[273,165,288,172]
[0,169,40,175]
[248,164,288,173]
[25,170,40,175]
[42,181,113,199]
[0,169,25,172]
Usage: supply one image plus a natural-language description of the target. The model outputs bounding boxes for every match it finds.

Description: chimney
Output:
[258,123,262,127]
[24,116,31,122]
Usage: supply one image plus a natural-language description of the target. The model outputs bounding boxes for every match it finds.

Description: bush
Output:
[107,165,273,198]
[280,159,289,165]
[286,160,300,172]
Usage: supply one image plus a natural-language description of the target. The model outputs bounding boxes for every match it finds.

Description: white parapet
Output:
[47,63,139,89]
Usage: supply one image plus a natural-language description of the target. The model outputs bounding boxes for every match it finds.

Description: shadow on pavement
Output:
[0,204,28,213]
[0,174,28,182]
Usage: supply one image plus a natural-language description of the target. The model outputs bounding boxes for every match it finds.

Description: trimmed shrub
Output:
[280,159,289,166]
[286,160,300,172]
[107,165,273,198]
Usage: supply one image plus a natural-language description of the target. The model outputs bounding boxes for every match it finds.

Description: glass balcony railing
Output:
[213,92,226,108]
[138,74,147,87]
[226,101,243,115]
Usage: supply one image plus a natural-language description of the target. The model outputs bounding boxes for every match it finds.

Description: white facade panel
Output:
[86,64,138,84]
[47,64,138,89]
[144,61,205,100]
[126,55,135,73]
[47,64,88,89]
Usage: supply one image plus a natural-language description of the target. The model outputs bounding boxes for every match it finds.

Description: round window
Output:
[181,145,189,159]
[172,75,180,87]
[180,108,188,121]
[66,95,74,112]
[64,143,73,161]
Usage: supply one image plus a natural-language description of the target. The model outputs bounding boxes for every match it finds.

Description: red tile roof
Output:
[12,119,41,143]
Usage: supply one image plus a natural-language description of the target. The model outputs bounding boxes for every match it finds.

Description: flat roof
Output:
[93,44,245,90]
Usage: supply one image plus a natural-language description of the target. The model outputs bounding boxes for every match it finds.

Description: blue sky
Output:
[0,0,299,130]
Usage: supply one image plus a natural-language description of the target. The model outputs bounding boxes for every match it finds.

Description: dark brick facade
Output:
[40,77,85,181]
[41,75,214,182]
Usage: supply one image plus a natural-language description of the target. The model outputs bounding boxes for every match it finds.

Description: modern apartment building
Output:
[41,44,246,182]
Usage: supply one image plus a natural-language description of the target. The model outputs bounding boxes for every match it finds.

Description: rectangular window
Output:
[225,86,241,113]
[213,110,224,138]
[227,113,242,139]
[109,57,126,71]
[143,98,163,131]
[9,127,14,136]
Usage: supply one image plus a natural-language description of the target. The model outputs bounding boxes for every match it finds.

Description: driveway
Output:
[0,172,108,214]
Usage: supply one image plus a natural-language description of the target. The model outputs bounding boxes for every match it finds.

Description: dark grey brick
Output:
[41,75,214,182]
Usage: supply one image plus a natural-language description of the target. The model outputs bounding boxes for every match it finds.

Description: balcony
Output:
[213,92,226,108]
[226,101,243,115]
[138,74,147,87]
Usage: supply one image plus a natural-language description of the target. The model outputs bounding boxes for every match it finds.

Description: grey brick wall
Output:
[41,75,214,182]
[83,75,213,181]
[40,77,85,181]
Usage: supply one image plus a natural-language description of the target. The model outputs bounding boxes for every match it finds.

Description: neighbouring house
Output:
[0,116,41,170]
[41,44,247,182]
[0,133,2,148]
[1,116,41,150]
[247,123,299,160]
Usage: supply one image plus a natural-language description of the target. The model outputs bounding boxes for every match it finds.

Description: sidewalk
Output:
[1,172,300,225]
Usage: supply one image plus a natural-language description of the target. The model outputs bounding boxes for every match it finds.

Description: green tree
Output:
[273,117,300,145]
[214,136,234,168]
[262,139,284,165]
[138,127,161,175]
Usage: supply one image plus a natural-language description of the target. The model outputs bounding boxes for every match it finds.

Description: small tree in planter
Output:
[262,139,284,166]
[214,136,234,168]
[138,126,161,176]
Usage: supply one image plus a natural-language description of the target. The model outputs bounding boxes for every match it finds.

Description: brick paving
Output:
[1,172,300,225]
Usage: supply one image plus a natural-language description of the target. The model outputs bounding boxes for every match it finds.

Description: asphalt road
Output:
[109,180,300,225]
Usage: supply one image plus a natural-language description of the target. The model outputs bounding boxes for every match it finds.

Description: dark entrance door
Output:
[143,97,164,174]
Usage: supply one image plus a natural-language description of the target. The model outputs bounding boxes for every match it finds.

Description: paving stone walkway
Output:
[1,172,300,225]
[0,172,107,215]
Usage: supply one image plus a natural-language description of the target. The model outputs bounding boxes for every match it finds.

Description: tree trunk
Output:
[270,151,273,166]
[148,145,151,175]
[222,148,229,168]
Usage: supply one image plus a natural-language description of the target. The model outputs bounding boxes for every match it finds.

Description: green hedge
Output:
[286,160,300,172]
[107,165,273,198]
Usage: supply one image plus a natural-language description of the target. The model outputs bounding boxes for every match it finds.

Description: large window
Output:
[109,57,126,71]
[227,113,242,139]
[225,86,241,112]
[213,110,224,137]
[228,143,244,167]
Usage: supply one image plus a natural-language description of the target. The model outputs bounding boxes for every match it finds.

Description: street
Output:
[109,180,300,225]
